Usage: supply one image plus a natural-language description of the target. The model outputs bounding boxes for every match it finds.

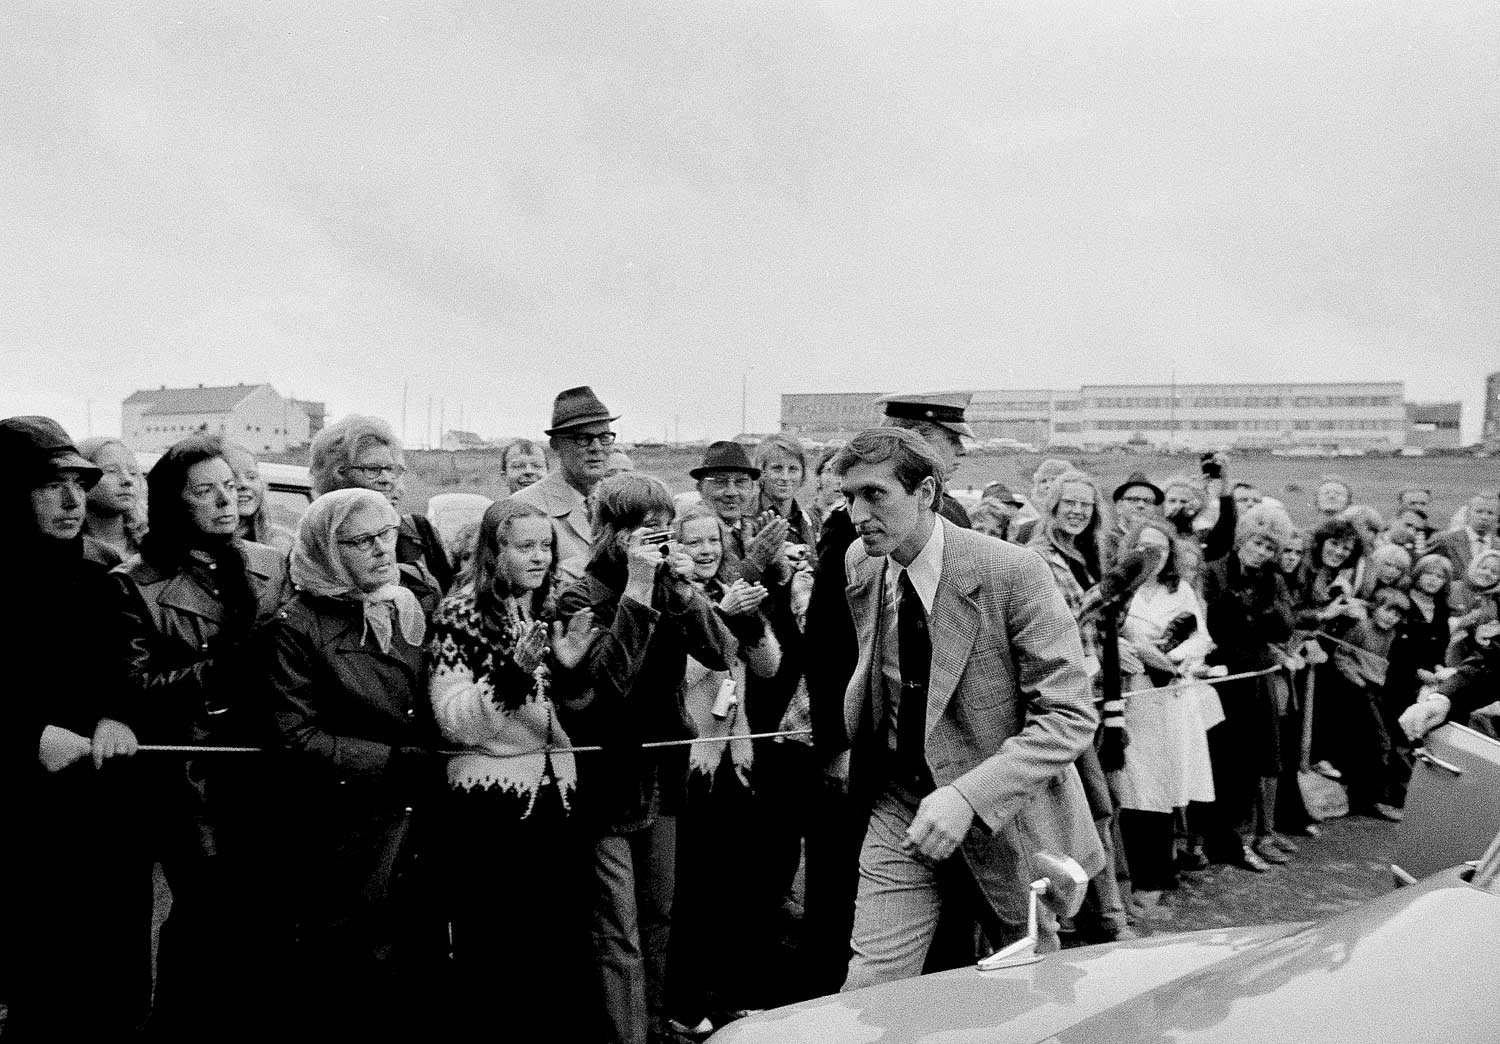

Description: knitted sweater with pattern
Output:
[428,586,576,818]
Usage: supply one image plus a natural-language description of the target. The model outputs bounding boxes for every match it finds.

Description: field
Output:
[398,446,1500,533]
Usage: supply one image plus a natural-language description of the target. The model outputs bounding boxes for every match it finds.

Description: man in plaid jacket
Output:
[832,428,1103,992]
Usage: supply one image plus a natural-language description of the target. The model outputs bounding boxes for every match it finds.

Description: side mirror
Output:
[976,851,1089,971]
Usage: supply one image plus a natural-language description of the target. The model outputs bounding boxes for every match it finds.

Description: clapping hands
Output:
[719,578,769,616]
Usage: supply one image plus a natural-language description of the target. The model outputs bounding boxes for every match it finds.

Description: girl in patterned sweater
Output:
[427,498,600,1039]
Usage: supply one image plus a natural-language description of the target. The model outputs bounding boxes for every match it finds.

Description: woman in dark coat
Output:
[266,487,448,1037]
[1201,503,1297,871]
[0,415,150,1042]
[112,433,289,1040]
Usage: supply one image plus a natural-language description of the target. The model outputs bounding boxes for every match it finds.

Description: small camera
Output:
[1199,452,1223,481]
[639,529,673,548]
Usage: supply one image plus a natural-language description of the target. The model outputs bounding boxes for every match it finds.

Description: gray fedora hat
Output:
[544,386,619,435]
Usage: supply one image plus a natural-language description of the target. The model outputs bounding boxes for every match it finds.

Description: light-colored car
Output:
[709,723,1500,1043]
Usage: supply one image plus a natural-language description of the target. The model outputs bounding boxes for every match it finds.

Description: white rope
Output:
[137,727,815,758]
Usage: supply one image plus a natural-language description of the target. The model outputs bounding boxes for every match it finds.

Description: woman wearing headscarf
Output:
[427,498,600,1039]
[112,433,289,1039]
[1201,503,1297,871]
[0,416,150,1041]
[1026,470,1133,942]
[267,487,447,1036]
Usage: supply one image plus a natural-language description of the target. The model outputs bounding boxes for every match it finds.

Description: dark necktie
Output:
[897,570,931,785]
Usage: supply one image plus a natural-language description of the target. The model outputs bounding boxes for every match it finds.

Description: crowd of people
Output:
[4,387,1498,1044]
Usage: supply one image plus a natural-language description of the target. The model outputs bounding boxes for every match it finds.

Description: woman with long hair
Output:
[1112,516,1218,899]
[1026,470,1132,942]
[0,416,150,1040]
[267,488,448,1037]
[428,497,600,1039]
[113,433,289,1039]
[223,442,296,555]
[76,435,146,567]
[665,502,781,1037]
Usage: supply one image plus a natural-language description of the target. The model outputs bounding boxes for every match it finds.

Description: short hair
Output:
[753,433,807,475]
[811,443,844,477]
[1470,491,1500,507]
[1123,515,1185,591]
[1235,502,1295,551]
[471,498,555,616]
[1310,515,1365,564]
[1032,458,1074,485]
[1370,542,1412,577]
[76,436,132,463]
[967,500,1013,536]
[589,472,676,564]
[501,438,546,470]
[310,414,402,497]
[1412,553,1453,585]
[1372,586,1411,613]
[1162,474,1203,499]
[830,427,943,497]
[1398,486,1431,502]
[1319,474,1353,498]
[1340,504,1384,536]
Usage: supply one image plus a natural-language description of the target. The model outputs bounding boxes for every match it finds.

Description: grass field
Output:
[399,446,1500,533]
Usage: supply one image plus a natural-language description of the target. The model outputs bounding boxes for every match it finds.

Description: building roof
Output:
[125,383,268,417]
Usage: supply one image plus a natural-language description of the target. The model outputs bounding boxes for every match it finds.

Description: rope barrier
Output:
[138,727,815,758]
[1121,664,1282,699]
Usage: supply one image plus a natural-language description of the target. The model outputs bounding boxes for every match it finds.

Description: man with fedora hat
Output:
[692,440,791,585]
[514,386,619,570]
[877,392,973,530]
[1102,470,1164,565]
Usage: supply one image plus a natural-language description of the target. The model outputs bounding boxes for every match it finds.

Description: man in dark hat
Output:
[513,386,619,570]
[877,392,973,529]
[1102,471,1164,564]
[692,439,789,585]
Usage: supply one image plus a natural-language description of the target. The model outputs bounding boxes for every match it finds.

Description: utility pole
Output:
[426,396,433,450]
[401,381,409,445]
[439,398,445,449]
[86,399,93,437]
[741,373,748,437]
[1168,364,1177,453]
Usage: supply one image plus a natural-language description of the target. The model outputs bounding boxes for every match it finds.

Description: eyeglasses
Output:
[1056,499,1093,513]
[336,524,399,553]
[345,464,407,479]
[1119,495,1156,506]
[700,474,756,491]
[557,431,617,448]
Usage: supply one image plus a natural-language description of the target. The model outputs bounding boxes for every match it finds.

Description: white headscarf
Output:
[291,488,426,653]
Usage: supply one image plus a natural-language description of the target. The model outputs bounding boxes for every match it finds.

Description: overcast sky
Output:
[4,1,1496,444]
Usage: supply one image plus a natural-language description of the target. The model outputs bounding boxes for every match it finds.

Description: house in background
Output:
[123,383,325,454]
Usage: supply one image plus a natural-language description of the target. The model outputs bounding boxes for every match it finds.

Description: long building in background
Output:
[123,383,325,454]
[783,381,1464,453]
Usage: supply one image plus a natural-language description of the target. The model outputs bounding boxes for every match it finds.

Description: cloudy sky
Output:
[3,1,1496,444]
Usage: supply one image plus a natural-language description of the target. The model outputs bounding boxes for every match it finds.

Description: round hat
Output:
[689,440,761,480]
[544,386,619,435]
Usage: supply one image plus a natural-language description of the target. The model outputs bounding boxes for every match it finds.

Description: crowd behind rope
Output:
[4,387,1500,1044]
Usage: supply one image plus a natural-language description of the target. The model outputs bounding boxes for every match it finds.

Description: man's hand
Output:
[1399,693,1451,741]
[903,785,975,864]
[745,515,790,574]
[91,717,139,768]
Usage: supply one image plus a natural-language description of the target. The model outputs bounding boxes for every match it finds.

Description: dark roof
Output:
[125,383,267,416]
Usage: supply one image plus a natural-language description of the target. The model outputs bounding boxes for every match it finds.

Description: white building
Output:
[123,383,322,454]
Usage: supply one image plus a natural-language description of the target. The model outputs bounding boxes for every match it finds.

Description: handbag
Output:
[1296,667,1348,820]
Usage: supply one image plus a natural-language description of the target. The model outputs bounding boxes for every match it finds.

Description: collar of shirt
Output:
[884,516,944,614]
